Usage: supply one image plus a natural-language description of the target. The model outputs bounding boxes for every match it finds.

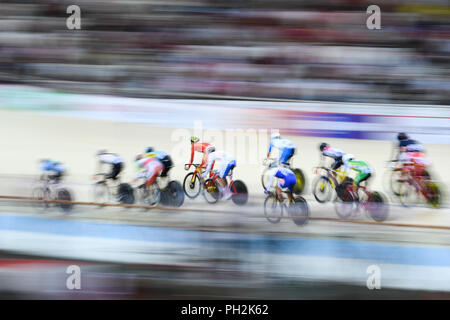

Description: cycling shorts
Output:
[219,160,236,179]
[278,172,297,193]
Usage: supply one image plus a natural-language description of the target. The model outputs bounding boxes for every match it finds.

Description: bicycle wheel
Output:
[203,178,220,204]
[312,176,333,203]
[231,180,248,206]
[390,169,404,197]
[398,181,418,207]
[57,188,73,213]
[423,182,441,209]
[135,185,147,205]
[366,191,389,222]
[292,168,306,195]
[289,197,310,226]
[92,181,110,204]
[161,180,185,207]
[117,183,135,205]
[144,185,161,207]
[32,186,51,212]
[334,188,355,219]
[183,172,202,199]
[264,195,283,224]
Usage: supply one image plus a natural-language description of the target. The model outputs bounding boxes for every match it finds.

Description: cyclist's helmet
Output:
[397,132,408,141]
[145,147,154,153]
[191,136,200,143]
[271,132,280,140]
[319,143,328,152]
[342,154,354,163]
[97,149,107,156]
[205,146,216,154]
[135,154,143,162]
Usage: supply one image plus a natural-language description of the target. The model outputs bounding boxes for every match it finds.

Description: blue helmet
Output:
[145,147,154,153]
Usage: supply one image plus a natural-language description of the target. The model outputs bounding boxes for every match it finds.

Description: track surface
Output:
[1,191,450,294]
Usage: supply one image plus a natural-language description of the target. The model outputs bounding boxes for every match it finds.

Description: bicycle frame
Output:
[267,189,295,205]
[394,163,432,200]
[313,166,341,189]
[94,173,120,188]
[208,169,238,195]
[186,164,214,184]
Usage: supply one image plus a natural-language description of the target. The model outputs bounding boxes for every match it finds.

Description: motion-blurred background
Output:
[0,0,449,300]
[0,0,449,103]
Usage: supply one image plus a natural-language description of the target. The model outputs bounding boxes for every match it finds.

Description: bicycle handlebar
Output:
[185,163,203,168]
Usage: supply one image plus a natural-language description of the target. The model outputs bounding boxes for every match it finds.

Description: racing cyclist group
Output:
[38,132,428,203]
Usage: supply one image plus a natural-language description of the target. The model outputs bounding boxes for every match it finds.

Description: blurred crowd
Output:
[0,0,449,104]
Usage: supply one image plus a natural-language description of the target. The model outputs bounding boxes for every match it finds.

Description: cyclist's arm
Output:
[266,141,274,159]
[187,144,195,169]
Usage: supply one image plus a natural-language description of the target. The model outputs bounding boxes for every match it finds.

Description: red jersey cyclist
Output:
[184,136,215,175]
[134,154,164,187]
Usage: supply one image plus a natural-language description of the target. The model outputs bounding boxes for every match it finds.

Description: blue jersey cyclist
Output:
[266,132,296,165]
[39,159,66,183]
[264,165,297,202]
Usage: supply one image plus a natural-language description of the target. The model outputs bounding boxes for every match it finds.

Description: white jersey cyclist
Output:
[97,150,124,180]
[203,149,236,179]
[98,153,124,165]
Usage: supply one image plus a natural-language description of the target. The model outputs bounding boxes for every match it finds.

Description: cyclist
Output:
[265,132,296,166]
[395,133,429,177]
[134,154,164,187]
[341,154,373,199]
[264,164,296,203]
[145,147,173,177]
[39,159,66,184]
[201,146,236,200]
[185,136,214,174]
[319,142,346,171]
[96,150,124,181]
[396,132,424,155]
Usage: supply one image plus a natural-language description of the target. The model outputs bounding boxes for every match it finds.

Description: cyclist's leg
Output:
[275,184,283,201]
[145,166,157,187]
[160,155,173,177]
[285,174,297,202]
[332,157,343,170]
[354,172,371,199]
[219,160,236,198]
[50,171,62,184]
[411,153,430,179]
[106,163,122,180]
